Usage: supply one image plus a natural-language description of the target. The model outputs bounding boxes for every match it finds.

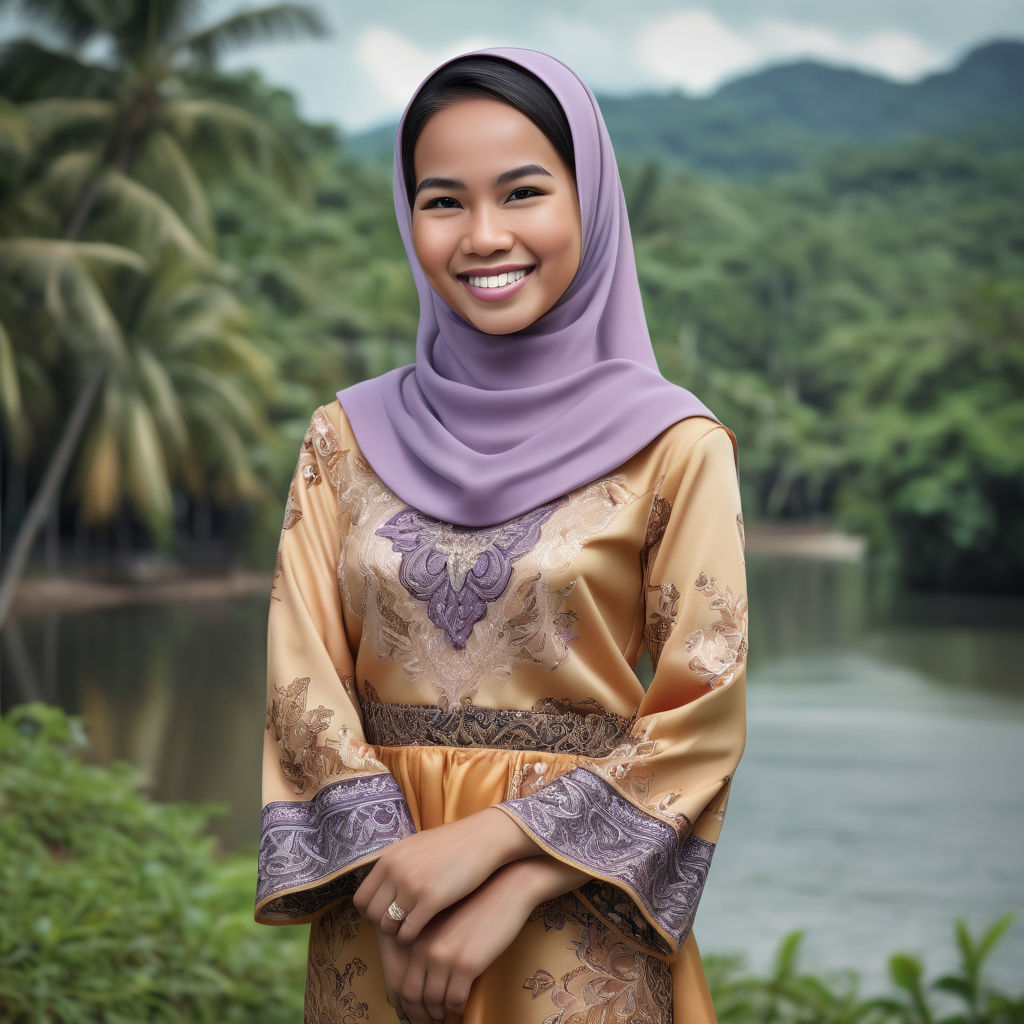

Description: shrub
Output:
[0,703,306,1023]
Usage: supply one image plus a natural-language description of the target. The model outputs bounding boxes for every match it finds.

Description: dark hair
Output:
[401,56,575,207]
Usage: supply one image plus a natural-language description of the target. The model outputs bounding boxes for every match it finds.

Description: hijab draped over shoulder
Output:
[337,47,717,527]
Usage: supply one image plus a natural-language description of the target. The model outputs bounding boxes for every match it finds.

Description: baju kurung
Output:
[256,399,747,1023]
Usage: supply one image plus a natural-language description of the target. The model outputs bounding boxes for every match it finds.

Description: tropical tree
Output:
[0,0,328,624]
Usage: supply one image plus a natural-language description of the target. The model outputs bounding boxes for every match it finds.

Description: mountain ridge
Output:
[348,38,1024,177]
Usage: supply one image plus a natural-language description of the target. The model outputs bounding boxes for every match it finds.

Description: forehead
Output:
[412,96,568,181]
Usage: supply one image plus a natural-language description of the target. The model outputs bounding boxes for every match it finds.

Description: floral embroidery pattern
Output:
[338,449,638,707]
[282,406,346,530]
[305,902,369,1024]
[266,676,387,795]
[685,573,748,689]
[643,581,680,669]
[374,500,564,650]
[524,891,672,1022]
[501,767,716,952]
[358,681,635,756]
[256,775,415,919]
[266,677,344,795]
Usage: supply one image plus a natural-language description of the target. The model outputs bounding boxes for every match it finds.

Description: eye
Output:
[421,196,461,210]
[507,187,542,202]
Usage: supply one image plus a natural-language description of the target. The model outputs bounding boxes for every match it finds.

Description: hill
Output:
[348,39,1024,178]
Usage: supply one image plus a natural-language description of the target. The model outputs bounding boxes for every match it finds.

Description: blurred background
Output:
[1,1,1022,1020]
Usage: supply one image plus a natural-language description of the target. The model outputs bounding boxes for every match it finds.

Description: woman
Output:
[256,47,747,1024]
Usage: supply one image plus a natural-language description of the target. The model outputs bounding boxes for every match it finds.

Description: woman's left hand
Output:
[394,858,540,1024]
[353,806,538,943]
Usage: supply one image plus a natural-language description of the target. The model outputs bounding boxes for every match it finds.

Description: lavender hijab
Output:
[337,47,718,527]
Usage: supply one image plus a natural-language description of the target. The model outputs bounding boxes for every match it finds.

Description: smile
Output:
[466,268,529,288]
[458,266,534,303]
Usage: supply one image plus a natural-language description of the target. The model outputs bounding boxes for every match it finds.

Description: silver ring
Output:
[386,899,408,922]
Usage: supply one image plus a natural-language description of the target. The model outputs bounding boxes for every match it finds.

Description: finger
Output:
[368,888,407,935]
[444,973,472,1020]
[400,948,430,1024]
[352,860,384,915]
[394,900,434,945]
[399,1000,432,1024]
[422,962,450,1023]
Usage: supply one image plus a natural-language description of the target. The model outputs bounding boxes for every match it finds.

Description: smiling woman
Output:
[255,48,747,1024]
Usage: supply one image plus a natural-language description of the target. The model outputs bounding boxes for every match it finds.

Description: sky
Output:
[3,1,1024,132]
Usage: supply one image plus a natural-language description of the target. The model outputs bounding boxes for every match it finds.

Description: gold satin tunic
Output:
[256,400,747,1023]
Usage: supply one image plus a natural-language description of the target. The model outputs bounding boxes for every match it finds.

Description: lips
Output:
[457,265,535,303]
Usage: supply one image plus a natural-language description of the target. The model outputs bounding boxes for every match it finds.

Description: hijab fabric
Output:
[337,47,717,527]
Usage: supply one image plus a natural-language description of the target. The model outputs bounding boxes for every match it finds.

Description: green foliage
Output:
[705,923,1023,1024]
[0,703,306,1023]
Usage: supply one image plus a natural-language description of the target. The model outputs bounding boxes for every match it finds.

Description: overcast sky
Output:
[4,1,1024,132]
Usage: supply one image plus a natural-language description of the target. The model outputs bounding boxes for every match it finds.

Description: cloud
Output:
[355,27,495,109]
[635,8,945,94]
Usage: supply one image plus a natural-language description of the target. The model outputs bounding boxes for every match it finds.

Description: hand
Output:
[393,859,540,1024]
[353,806,539,944]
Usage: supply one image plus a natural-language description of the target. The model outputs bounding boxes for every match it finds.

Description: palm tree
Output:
[0,0,328,624]
[69,250,277,532]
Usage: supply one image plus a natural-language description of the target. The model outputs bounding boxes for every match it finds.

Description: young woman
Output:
[256,48,747,1024]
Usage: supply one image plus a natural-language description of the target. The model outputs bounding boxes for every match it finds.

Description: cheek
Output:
[536,203,582,270]
[412,222,453,284]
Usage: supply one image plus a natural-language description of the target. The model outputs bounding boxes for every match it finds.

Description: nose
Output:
[460,204,513,257]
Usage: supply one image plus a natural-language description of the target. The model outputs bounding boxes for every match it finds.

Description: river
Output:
[3,553,1022,991]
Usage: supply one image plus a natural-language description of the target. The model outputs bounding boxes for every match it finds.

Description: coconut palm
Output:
[0,0,328,624]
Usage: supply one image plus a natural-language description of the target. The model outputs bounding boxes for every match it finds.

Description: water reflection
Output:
[2,597,269,851]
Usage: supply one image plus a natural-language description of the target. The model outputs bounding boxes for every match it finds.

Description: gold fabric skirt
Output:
[304,745,717,1024]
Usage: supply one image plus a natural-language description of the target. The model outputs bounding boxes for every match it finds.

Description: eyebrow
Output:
[414,163,554,197]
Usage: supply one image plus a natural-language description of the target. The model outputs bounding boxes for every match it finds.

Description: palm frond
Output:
[0,237,145,356]
[96,169,215,265]
[134,347,189,458]
[75,404,121,523]
[6,0,111,45]
[175,361,264,433]
[160,96,302,193]
[0,99,32,167]
[125,396,172,523]
[0,37,117,101]
[0,315,23,426]
[171,3,328,63]
[111,0,204,64]
[131,128,213,247]
[31,148,103,212]
[20,97,117,150]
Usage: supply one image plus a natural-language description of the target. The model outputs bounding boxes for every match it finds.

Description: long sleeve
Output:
[255,406,416,925]
[497,424,747,958]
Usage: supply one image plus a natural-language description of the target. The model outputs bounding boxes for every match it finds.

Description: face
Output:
[410,96,582,335]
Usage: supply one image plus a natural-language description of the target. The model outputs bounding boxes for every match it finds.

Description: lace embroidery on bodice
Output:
[337,451,639,707]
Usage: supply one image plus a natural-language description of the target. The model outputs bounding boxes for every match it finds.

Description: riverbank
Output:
[8,568,271,619]
[5,524,865,620]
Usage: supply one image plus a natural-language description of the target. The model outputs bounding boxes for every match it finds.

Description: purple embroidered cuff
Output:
[499,766,714,954]
[255,772,415,923]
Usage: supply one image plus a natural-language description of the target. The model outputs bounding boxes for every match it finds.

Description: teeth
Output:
[467,268,528,288]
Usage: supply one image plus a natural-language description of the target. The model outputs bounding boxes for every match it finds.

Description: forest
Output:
[1,4,1022,616]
